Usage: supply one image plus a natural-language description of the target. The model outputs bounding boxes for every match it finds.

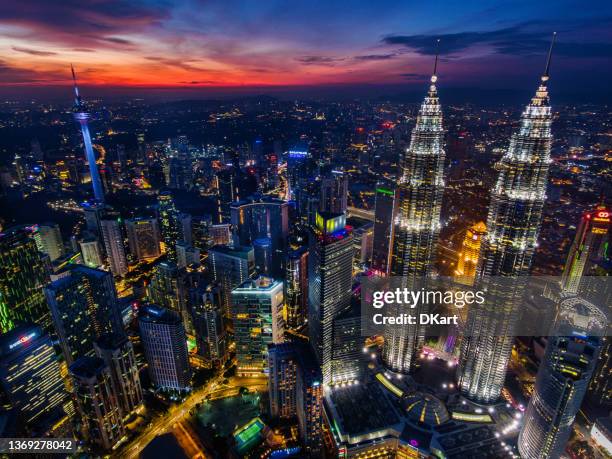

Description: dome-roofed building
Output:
[403,392,450,427]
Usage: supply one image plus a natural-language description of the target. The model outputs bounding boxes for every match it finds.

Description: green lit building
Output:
[0,227,50,333]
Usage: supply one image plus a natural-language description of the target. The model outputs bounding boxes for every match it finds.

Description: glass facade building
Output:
[69,356,124,451]
[230,195,289,277]
[0,227,50,333]
[308,212,354,384]
[45,266,124,365]
[94,333,143,416]
[139,305,191,391]
[519,298,604,459]
[0,324,67,431]
[232,276,284,376]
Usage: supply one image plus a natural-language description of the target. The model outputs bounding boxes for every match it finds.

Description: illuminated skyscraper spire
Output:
[71,65,104,203]
[383,44,445,373]
[457,34,556,403]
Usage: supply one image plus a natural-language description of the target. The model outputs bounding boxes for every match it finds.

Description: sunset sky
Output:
[0,0,610,99]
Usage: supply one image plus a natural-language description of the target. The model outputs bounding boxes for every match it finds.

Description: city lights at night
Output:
[0,1,610,458]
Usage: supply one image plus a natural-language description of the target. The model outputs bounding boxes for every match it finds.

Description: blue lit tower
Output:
[71,65,104,203]
[383,49,445,374]
[457,35,556,403]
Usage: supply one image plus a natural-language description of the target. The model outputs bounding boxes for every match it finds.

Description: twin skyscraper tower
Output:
[70,34,558,406]
[382,34,557,405]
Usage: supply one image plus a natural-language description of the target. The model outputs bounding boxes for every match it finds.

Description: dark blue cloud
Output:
[383,20,611,58]
[0,0,169,47]
[296,56,346,65]
[354,53,397,61]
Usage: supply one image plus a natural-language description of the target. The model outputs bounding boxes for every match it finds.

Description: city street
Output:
[121,374,267,458]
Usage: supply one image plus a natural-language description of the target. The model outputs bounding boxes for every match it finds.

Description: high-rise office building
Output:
[268,343,299,419]
[267,340,323,456]
[296,344,324,456]
[455,221,486,286]
[147,261,194,334]
[308,212,353,384]
[518,297,604,459]
[561,202,610,294]
[158,191,180,261]
[352,221,373,269]
[383,58,445,374]
[125,217,161,261]
[82,201,105,237]
[116,144,128,179]
[285,246,309,330]
[295,180,321,226]
[210,223,232,246]
[331,301,363,384]
[207,245,255,316]
[253,237,272,275]
[230,195,289,277]
[94,334,143,416]
[190,284,228,367]
[589,337,612,407]
[319,170,348,215]
[100,217,128,277]
[0,324,68,431]
[168,149,193,190]
[32,222,64,262]
[216,168,237,222]
[287,141,309,201]
[458,41,555,403]
[71,66,104,203]
[178,212,193,245]
[371,184,398,275]
[0,227,50,332]
[69,356,124,450]
[191,214,213,251]
[139,305,191,391]
[45,266,124,365]
[147,261,181,311]
[176,241,200,268]
[98,164,113,195]
[79,236,103,268]
[232,276,284,376]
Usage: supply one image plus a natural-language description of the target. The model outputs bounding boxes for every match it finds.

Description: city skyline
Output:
[0,2,609,457]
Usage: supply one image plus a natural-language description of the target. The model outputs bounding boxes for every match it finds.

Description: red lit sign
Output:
[8,332,36,350]
[594,210,611,223]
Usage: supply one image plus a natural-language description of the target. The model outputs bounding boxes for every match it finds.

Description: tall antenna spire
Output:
[70,64,81,107]
[541,32,556,83]
[431,39,440,83]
